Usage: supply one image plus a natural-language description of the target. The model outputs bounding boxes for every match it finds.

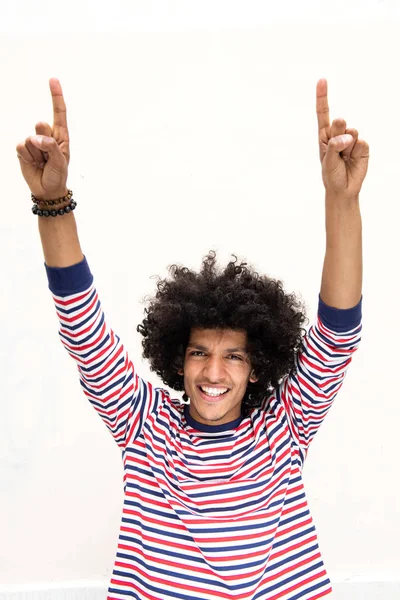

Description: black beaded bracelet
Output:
[31,199,77,217]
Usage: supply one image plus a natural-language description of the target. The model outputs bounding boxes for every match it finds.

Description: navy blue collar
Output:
[184,404,243,432]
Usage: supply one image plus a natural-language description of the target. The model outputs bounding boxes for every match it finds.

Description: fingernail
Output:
[31,135,43,146]
[39,162,45,169]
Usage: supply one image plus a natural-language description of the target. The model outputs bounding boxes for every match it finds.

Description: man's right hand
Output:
[16,78,70,201]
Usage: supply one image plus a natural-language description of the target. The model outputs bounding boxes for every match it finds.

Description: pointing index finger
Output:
[316,78,330,132]
[49,77,68,133]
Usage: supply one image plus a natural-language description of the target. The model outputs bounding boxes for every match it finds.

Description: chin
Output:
[195,400,240,424]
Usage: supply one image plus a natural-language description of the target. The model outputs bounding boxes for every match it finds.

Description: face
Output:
[178,328,258,426]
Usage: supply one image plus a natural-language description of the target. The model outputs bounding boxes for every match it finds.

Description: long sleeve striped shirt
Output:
[46,257,362,600]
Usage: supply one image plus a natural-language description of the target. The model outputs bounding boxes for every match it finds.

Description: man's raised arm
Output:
[16,78,160,449]
[316,79,369,309]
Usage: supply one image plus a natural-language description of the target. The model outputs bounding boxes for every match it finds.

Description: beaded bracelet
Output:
[31,189,73,206]
[32,199,77,217]
[31,189,76,217]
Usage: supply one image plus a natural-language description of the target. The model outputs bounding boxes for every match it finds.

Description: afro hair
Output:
[137,251,308,416]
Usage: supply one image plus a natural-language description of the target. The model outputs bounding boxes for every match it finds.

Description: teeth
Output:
[201,386,228,397]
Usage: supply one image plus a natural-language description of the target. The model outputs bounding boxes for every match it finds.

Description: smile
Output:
[198,386,230,401]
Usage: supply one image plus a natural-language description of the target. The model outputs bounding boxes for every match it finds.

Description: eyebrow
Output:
[187,343,248,353]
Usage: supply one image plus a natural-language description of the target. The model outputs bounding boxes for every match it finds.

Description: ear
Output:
[249,370,258,383]
[178,368,184,376]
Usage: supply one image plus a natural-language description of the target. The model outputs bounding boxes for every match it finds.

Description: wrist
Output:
[324,200,362,249]
[32,188,75,218]
[33,188,69,202]
[38,211,84,268]
[325,190,360,206]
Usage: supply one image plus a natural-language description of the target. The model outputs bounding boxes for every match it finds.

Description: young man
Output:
[17,78,368,599]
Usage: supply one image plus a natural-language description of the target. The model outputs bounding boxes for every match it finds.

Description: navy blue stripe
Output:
[272,525,316,550]
[113,548,262,590]
[55,287,97,316]
[287,577,331,600]
[59,315,104,342]
[254,560,325,598]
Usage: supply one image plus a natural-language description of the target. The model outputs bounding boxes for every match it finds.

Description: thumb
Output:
[30,135,66,171]
[324,134,353,168]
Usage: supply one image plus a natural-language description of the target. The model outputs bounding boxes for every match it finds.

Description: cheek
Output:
[242,368,255,387]
[182,363,197,383]
[231,367,251,387]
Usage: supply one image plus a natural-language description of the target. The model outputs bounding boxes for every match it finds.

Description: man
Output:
[16,77,368,599]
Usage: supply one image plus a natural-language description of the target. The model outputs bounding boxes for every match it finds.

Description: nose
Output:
[202,355,226,382]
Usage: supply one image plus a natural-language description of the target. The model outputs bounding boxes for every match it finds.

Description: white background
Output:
[1,0,399,595]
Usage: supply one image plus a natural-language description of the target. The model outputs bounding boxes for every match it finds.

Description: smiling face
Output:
[178,328,258,426]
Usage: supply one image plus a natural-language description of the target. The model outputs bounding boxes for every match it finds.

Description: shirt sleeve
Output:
[46,256,162,449]
[272,294,362,457]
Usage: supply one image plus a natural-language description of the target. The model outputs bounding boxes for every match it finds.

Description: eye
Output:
[189,350,205,356]
[227,354,243,361]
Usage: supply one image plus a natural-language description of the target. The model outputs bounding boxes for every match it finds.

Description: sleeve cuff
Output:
[45,256,94,296]
[318,294,362,332]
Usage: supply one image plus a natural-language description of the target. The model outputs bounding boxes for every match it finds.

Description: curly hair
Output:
[137,251,308,417]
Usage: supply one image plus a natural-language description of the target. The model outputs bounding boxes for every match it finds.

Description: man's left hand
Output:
[317,79,369,200]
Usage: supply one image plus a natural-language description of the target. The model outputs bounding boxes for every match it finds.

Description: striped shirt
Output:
[46,257,362,600]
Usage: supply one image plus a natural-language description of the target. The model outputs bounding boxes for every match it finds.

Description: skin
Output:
[178,328,258,426]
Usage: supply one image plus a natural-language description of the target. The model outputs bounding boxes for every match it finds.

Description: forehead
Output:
[188,328,248,348]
